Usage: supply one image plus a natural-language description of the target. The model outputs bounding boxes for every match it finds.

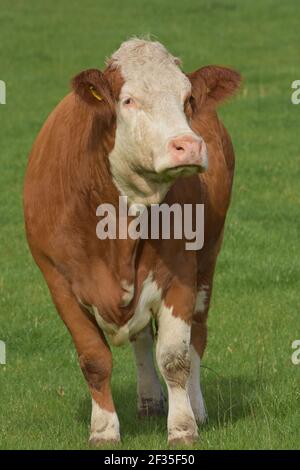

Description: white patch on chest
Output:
[92,272,162,346]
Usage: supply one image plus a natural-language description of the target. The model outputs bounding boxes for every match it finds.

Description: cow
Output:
[23,38,241,446]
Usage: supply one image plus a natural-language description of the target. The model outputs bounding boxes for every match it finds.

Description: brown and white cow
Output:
[23,39,240,445]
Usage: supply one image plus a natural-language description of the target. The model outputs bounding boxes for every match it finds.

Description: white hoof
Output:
[90,400,120,445]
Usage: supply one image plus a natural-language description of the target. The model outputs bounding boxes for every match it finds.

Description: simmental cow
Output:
[23,39,240,445]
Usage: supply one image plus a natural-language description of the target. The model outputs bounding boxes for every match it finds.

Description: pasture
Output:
[0,0,299,450]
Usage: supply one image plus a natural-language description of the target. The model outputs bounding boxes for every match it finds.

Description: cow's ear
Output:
[71,68,114,110]
[188,65,241,111]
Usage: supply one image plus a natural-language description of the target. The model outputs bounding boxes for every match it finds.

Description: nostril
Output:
[169,136,203,158]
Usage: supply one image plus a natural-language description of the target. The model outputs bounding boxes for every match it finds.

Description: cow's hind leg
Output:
[189,282,213,424]
[188,343,207,424]
[37,259,120,445]
[190,234,224,423]
[131,323,165,417]
[156,303,198,445]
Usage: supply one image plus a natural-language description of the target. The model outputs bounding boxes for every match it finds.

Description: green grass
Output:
[0,0,299,450]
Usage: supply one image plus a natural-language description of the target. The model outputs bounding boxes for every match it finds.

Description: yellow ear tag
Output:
[206,87,211,94]
[89,85,103,101]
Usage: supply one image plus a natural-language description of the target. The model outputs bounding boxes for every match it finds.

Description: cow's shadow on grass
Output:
[201,372,259,428]
[76,371,261,437]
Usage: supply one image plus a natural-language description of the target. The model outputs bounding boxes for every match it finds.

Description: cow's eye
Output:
[123,97,135,106]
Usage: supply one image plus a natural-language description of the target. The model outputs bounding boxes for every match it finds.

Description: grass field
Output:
[0,0,299,450]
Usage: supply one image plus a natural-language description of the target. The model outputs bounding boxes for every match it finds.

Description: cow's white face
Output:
[108,39,208,205]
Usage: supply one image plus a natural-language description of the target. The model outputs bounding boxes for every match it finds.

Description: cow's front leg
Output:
[84,339,120,446]
[131,323,165,417]
[156,304,198,445]
[38,261,120,445]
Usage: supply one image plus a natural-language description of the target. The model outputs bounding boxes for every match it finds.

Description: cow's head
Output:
[72,39,241,205]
